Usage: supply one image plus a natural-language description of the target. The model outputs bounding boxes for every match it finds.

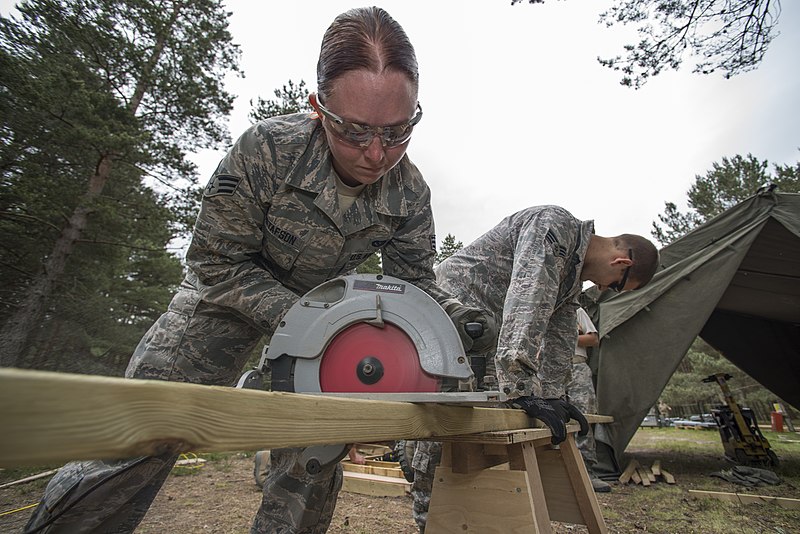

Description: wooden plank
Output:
[651,460,661,476]
[0,368,531,467]
[660,469,675,484]
[173,458,206,467]
[636,468,651,486]
[451,442,507,474]
[630,469,642,485]
[512,442,551,533]
[433,423,580,445]
[585,415,614,424]
[426,467,540,533]
[341,461,404,479]
[535,447,583,525]
[341,470,410,497]
[0,468,59,490]
[688,490,800,510]
[557,435,608,534]
[618,459,640,484]
[642,467,656,482]
[358,460,397,469]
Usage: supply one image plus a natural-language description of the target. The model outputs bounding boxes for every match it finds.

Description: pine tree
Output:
[0,0,241,369]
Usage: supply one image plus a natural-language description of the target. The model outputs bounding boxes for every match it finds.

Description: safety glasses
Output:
[608,248,633,293]
[315,96,423,149]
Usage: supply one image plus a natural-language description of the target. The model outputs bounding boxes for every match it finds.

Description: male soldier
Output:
[567,307,610,492]
[410,204,659,531]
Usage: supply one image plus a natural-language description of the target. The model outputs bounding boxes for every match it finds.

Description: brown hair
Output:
[615,234,660,289]
[316,7,418,101]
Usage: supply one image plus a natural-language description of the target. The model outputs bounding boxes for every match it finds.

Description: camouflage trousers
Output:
[409,440,442,533]
[566,360,598,468]
[25,285,342,534]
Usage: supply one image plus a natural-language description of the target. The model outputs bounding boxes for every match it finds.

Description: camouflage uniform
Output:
[410,205,594,531]
[568,307,599,468]
[27,113,451,534]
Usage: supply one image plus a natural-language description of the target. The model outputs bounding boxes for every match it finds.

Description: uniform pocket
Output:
[167,285,201,317]
[264,215,304,271]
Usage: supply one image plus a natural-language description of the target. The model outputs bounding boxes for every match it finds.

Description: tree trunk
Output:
[0,7,177,368]
[0,155,114,367]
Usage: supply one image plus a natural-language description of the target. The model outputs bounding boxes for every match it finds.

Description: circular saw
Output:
[235,274,477,474]
[257,273,473,394]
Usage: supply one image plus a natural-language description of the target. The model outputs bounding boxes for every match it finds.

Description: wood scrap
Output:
[689,490,800,510]
[645,467,656,482]
[341,470,410,497]
[618,459,640,484]
[651,460,661,476]
[174,457,206,467]
[0,468,59,489]
[341,459,404,479]
[618,459,675,486]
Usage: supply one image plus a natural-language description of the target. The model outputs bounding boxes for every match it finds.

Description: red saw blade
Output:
[319,322,440,392]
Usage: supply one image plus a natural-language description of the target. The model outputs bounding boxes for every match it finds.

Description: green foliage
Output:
[660,338,794,418]
[0,0,241,373]
[435,233,463,265]
[355,253,382,274]
[249,79,311,123]
[652,154,800,245]
[513,0,780,88]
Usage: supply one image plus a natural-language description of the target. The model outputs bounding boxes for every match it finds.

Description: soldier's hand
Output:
[445,303,496,353]
[509,396,589,445]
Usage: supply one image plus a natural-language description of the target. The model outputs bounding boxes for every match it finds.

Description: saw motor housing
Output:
[265,273,473,393]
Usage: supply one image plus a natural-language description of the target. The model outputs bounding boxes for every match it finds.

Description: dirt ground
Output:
[2,428,799,533]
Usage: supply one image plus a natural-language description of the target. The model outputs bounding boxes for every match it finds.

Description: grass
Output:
[607,426,800,533]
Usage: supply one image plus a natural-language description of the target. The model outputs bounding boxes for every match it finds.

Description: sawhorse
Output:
[426,422,608,533]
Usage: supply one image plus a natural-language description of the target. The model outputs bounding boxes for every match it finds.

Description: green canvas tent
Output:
[584,189,800,474]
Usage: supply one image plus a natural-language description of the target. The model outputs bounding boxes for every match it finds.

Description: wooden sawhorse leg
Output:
[425,428,608,534]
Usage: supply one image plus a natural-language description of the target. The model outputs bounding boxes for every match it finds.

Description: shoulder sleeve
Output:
[494,207,578,399]
[186,124,300,333]
[381,162,456,306]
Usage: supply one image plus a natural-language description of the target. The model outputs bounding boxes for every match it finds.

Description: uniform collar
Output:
[284,124,408,234]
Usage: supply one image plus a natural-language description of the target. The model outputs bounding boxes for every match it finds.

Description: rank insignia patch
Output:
[204,174,242,197]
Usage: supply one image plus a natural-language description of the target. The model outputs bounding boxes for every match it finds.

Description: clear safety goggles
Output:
[316,96,422,148]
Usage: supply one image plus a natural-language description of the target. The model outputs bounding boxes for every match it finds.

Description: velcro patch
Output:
[545,229,568,257]
[204,174,242,197]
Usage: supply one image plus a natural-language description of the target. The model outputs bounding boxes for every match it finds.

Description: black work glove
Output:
[509,396,590,445]
[445,303,497,353]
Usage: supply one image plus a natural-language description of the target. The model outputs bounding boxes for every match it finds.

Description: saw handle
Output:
[464,322,484,339]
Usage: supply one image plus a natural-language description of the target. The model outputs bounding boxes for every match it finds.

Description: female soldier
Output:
[26,7,494,534]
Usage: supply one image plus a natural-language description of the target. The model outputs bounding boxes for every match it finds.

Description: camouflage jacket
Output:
[436,206,594,399]
[184,113,449,333]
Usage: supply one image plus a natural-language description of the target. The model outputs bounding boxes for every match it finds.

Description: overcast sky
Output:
[203,0,799,248]
[4,0,799,249]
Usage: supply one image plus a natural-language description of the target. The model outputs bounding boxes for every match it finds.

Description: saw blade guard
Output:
[265,274,473,392]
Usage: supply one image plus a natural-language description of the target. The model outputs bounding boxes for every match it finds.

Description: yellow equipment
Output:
[702,373,779,467]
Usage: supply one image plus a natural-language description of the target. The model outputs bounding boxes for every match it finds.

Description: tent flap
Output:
[588,191,800,471]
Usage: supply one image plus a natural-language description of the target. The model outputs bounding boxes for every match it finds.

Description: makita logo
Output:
[352,279,406,294]
[376,283,402,292]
